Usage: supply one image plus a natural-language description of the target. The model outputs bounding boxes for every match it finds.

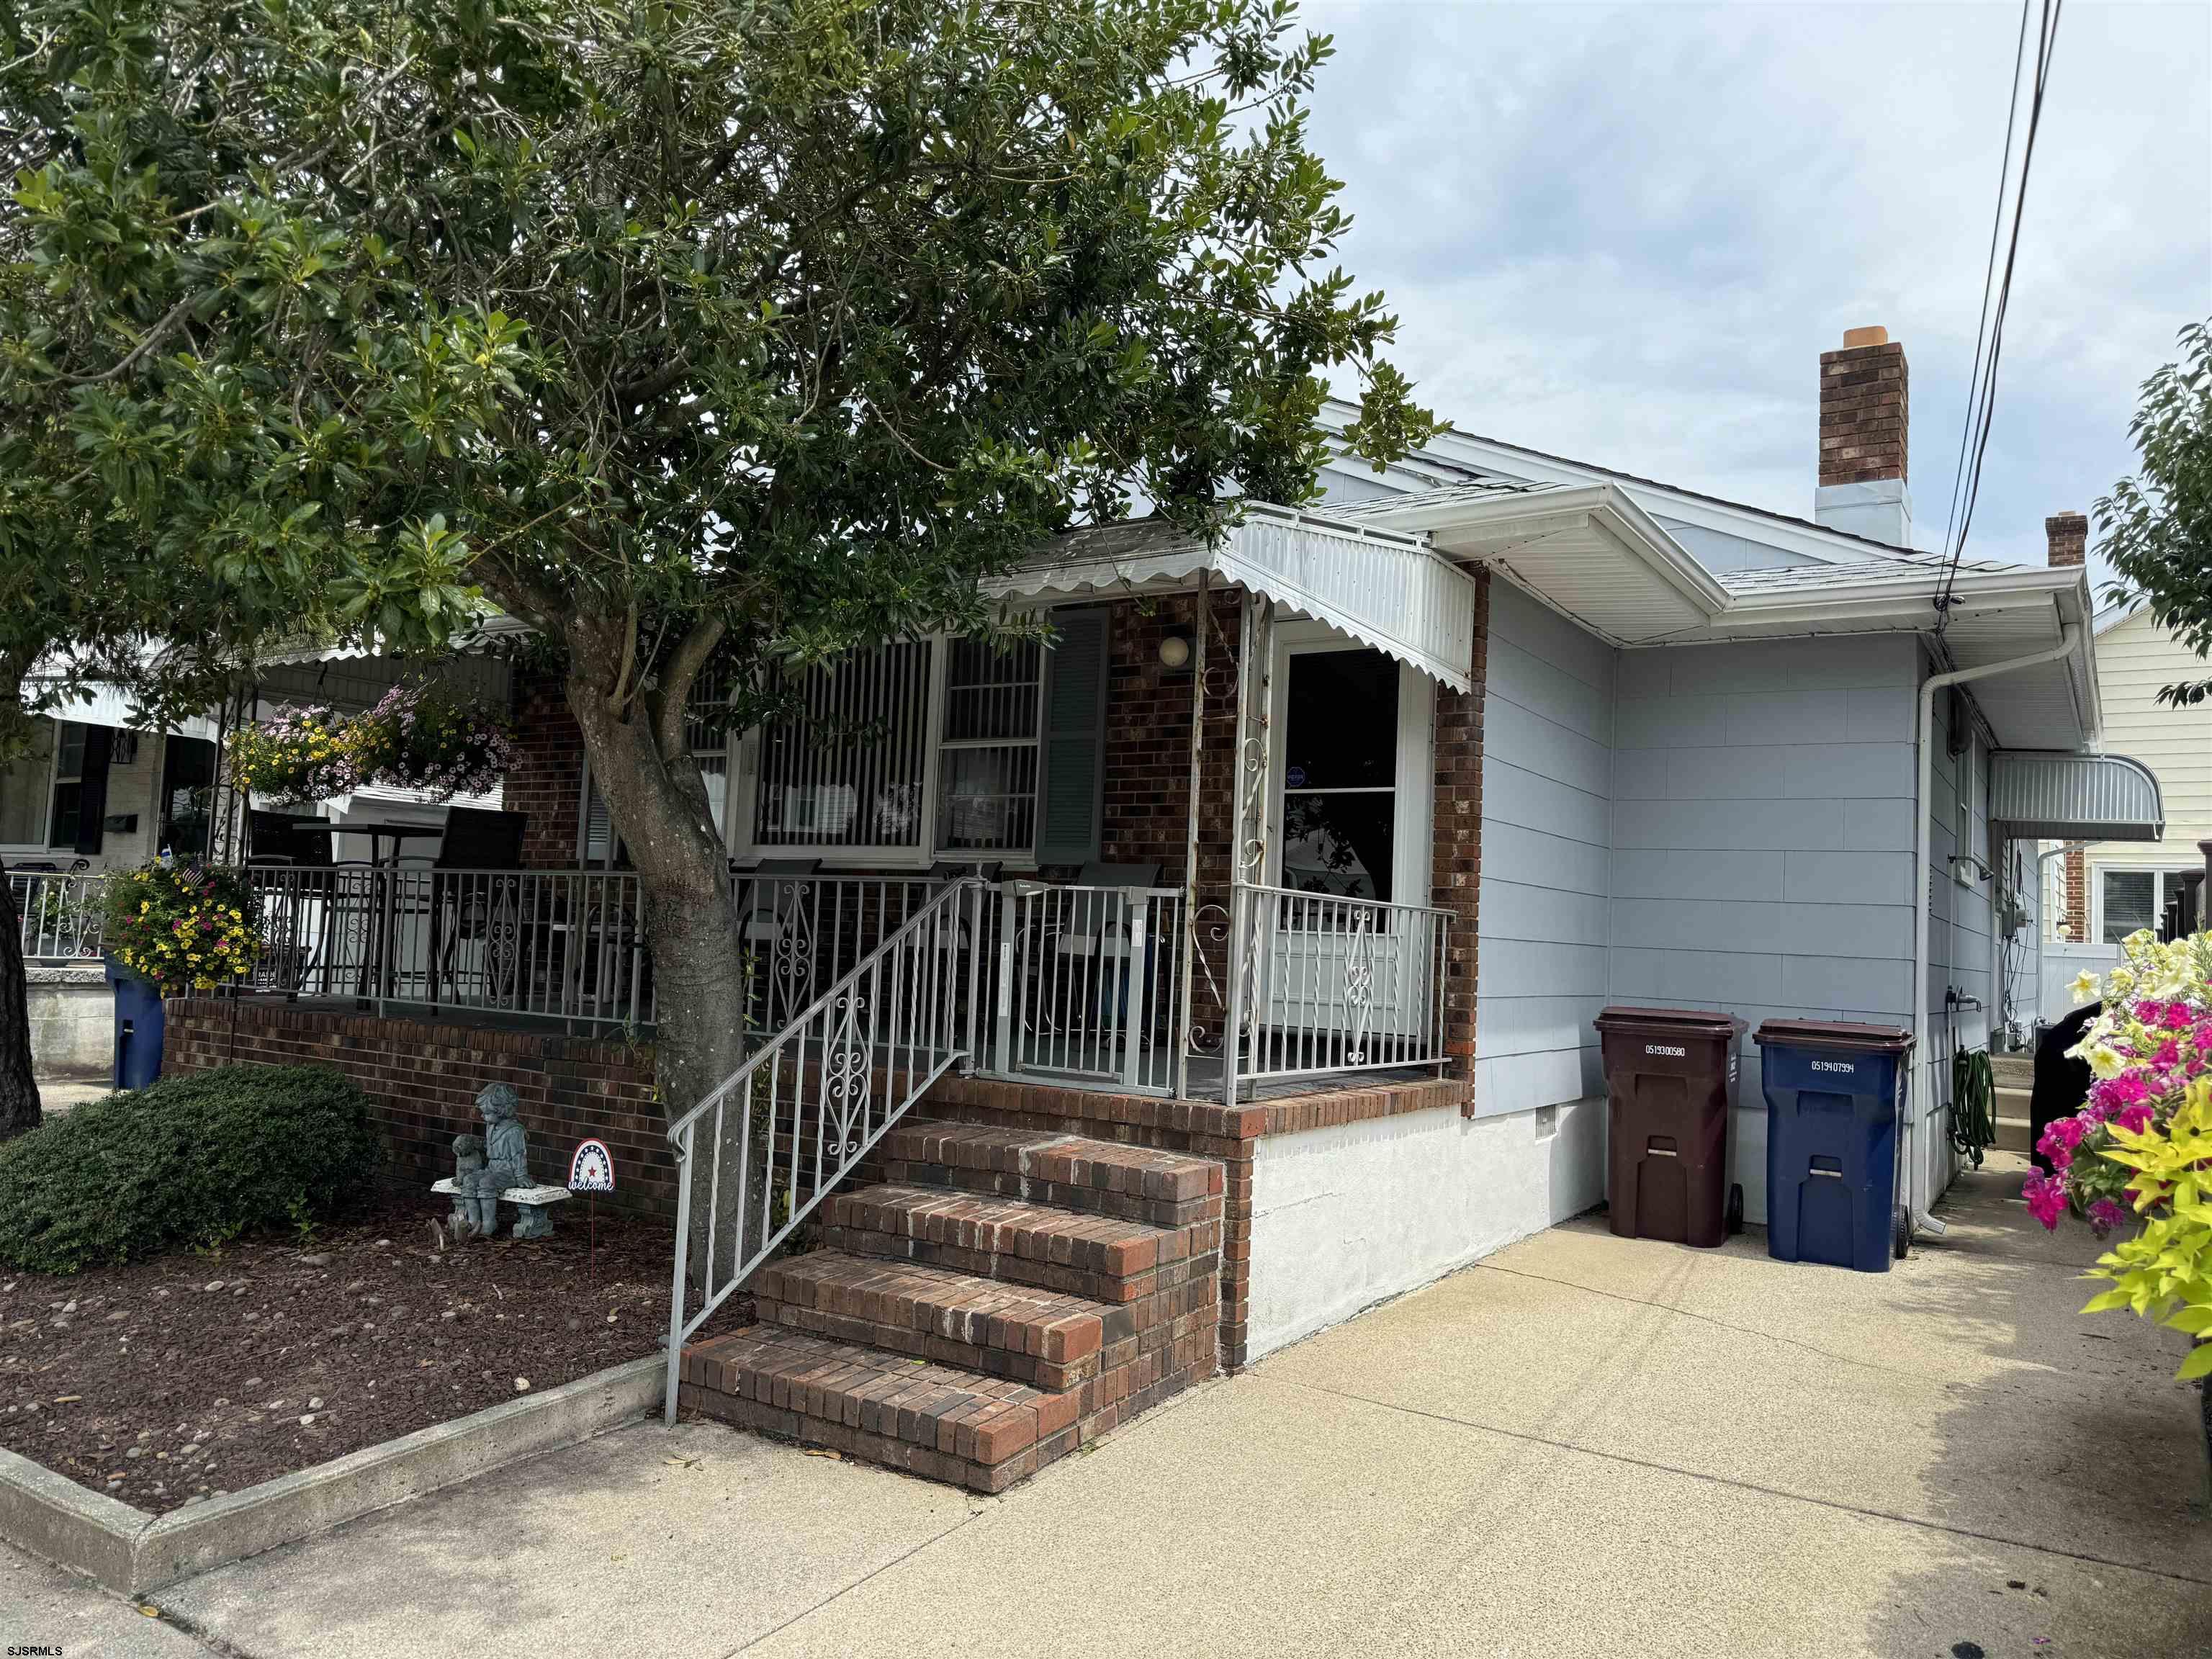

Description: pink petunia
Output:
[2114,1103,2155,1134]
[2022,1171,2068,1230]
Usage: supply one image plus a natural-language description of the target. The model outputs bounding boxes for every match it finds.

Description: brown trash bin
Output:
[1593,1006,1747,1248]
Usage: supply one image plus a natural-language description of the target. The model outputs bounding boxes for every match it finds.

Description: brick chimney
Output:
[1816,325,1912,547]
[2046,511,2088,567]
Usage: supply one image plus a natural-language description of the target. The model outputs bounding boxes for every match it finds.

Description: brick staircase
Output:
[675,1120,1224,1492]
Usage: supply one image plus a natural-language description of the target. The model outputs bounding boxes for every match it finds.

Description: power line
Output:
[1935,0,2064,633]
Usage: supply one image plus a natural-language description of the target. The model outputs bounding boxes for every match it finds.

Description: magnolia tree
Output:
[2036,932,2212,1382]
[1,0,1438,1127]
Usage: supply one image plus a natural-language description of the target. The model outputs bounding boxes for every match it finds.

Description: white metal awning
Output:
[1991,750,2164,841]
[1326,480,1732,647]
[990,505,1480,691]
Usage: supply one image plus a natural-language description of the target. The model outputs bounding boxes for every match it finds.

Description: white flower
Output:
[2069,969,2102,1004]
[2087,1045,2128,1081]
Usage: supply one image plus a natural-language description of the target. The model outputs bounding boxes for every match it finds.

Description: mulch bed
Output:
[0,1190,754,1513]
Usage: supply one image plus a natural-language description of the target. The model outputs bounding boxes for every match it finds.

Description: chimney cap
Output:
[1841,325,1890,349]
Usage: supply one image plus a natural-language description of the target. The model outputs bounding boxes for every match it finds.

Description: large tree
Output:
[1,0,1436,1123]
[2098,318,2212,704]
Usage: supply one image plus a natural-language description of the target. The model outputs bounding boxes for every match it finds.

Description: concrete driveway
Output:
[6,1155,2207,1658]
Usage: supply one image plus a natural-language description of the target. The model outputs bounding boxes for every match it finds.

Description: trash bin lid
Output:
[1751,1018,1915,1054]
[1593,1005,1748,1040]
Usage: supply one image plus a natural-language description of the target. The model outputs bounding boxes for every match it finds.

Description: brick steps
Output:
[881,1120,1223,1228]
[822,1183,1208,1305]
[756,1250,1113,1391]
[680,1119,1224,1493]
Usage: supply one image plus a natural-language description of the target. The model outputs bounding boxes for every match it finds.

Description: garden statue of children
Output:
[448,1133,485,1236]
[456,1083,531,1239]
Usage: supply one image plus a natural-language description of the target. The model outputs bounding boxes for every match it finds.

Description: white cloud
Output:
[1303,0,2212,579]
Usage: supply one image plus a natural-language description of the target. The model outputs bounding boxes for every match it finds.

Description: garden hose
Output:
[1948,1039,1997,1169]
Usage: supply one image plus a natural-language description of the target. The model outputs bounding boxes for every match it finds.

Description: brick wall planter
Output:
[163,999,675,1220]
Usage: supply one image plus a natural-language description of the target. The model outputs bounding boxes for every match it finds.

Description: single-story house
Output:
[62,324,2165,1490]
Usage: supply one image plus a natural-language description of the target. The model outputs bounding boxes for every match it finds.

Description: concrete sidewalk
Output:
[6,1156,2206,1658]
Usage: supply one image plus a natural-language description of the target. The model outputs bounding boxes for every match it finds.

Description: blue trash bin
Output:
[103,956,166,1091]
[1754,1020,1915,1273]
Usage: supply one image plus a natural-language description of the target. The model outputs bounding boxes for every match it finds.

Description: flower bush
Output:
[98,860,263,994]
[226,704,361,801]
[344,683,514,801]
[2039,928,2212,1380]
[225,687,513,804]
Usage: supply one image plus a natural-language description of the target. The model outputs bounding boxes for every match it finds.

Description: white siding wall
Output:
[1607,634,1922,1222]
[1474,580,1617,1117]
[2074,608,2211,943]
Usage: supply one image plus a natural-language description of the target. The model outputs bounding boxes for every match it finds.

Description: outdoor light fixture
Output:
[1157,632,1194,672]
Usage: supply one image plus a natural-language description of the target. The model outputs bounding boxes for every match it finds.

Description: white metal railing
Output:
[241,865,652,1031]
[727,871,949,1035]
[10,871,106,963]
[1226,881,1452,1091]
[662,878,970,1419]
[981,881,1187,1097]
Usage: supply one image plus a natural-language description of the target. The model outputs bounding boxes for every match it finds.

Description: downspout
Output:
[1910,622,2082,1238]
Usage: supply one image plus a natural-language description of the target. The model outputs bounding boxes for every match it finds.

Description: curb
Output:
[0,1356,662,1595]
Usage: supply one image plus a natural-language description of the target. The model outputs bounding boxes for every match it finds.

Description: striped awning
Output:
[1991,750,2164,841]
[989,505,1480,691]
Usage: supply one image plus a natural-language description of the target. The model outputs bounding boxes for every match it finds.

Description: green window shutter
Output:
[1036,608,1110,864]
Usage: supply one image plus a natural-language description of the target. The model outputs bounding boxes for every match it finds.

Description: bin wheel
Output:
[1725,1183,1744,1236]
[1893,1206,1911,1262]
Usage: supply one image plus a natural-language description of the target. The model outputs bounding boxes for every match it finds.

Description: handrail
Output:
[661,876,974,1422]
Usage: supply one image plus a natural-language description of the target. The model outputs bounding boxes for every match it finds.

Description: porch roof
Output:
[1990,750,2164,842]
[989,505,1480,691]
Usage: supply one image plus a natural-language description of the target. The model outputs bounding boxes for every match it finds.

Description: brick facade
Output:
[1434,570,1488,1102]
[163,998,676,1220]
[505,663,586,869]
[1819,331,1910,487]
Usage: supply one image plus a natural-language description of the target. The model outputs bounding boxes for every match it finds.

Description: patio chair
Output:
[243,811,353,995]
[1038,862,1163,1044]
[430,809,530,1007]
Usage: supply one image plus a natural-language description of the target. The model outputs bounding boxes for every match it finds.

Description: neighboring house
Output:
[1,700,222,874]
[63,323,2162,1488]
[2045,589,2211,961]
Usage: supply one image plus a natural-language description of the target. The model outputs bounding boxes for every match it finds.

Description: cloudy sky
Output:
[1302,0,2211,583]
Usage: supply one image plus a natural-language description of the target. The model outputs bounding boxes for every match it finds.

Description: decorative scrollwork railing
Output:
[662,877,973,1421]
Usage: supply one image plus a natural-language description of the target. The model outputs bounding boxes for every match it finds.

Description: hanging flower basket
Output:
[227,705,361,803]
[98,860,264,995]
[345,683,516,801]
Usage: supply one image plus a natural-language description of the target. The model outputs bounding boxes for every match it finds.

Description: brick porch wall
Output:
[913,1070,1465,1371]
[163,998,676,1220]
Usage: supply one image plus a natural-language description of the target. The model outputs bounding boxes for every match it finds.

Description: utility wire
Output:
[1935,0,2064,635]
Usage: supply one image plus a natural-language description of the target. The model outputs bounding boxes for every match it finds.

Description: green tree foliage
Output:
[2099,319,2212,705]
[1,0,1438,1120]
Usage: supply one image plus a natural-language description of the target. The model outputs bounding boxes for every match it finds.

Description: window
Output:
[46,722,88,848]
[2097,867,2195,944]
[1277,649,1399,901]
[158,736,218,857]
[0,721,53,847]
[938,639,1042,853]
[752,641,935,851]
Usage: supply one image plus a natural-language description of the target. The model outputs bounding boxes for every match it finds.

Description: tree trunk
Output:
[561,656,755,1302]
[0,874,42,1141]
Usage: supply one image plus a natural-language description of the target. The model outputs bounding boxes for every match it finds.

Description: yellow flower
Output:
[2086,1044,2128,1081]
[2069,969,2101,1004]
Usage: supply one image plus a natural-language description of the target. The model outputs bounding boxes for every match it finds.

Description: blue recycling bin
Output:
[1754,1020,1915,1273]
[103,956,166,1091]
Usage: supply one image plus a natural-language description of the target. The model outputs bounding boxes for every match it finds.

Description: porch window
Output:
[937,639,1043,853]
[752,640,934,850]
[1279,650,1398,902]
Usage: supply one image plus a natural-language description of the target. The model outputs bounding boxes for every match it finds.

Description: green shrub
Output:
[0,1066,385,1273]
